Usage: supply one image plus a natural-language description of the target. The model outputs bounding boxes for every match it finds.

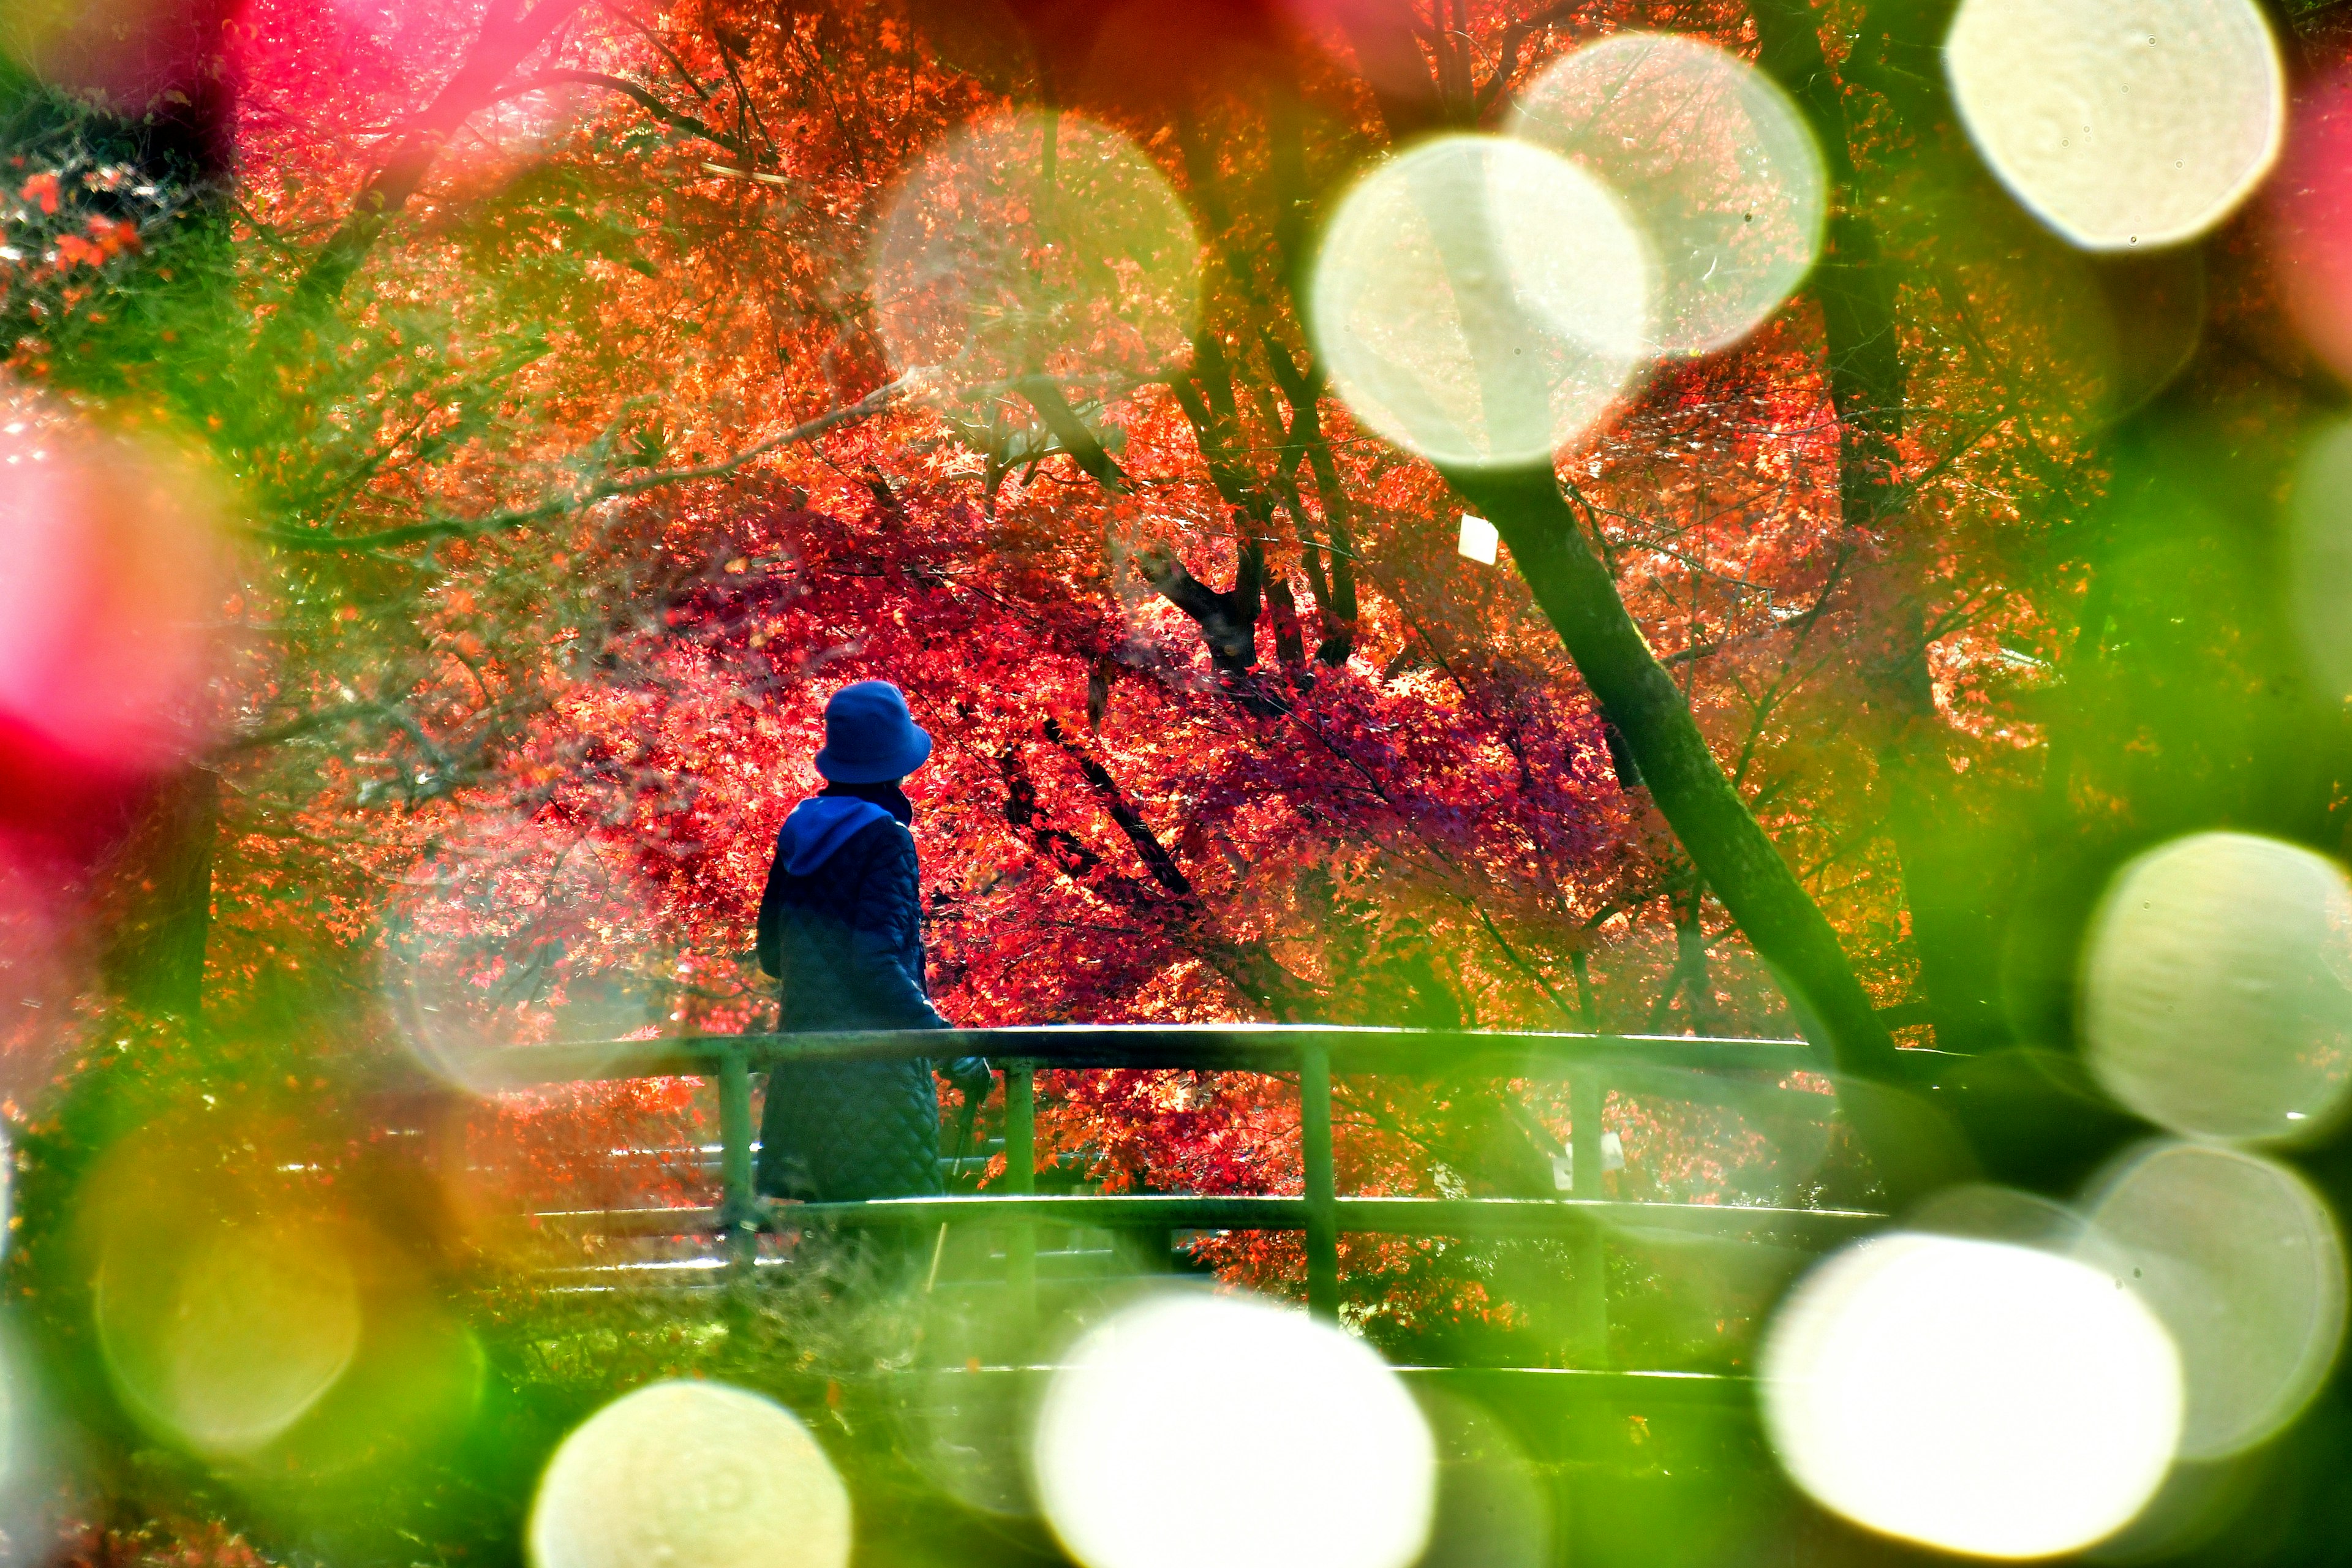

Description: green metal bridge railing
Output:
[479,1026,1887,1348]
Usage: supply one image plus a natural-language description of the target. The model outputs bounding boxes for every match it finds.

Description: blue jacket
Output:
[754,797,978,1200]
[759,797,949,1033]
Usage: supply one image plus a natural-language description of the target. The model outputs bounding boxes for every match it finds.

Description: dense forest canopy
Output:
[8,0,2352,1562]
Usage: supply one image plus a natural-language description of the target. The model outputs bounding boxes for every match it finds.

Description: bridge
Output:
[468,1025,1898,1356]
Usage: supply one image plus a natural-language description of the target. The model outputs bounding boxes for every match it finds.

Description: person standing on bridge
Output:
[755,679,988,1204]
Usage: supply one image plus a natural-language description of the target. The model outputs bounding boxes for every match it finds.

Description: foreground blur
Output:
[6,0,2352,1566]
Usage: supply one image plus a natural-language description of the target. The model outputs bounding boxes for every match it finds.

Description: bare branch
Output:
[254,371,930,553]
[491,69,746,156]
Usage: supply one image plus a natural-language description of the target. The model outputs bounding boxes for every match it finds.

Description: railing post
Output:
[1006,1063,1037,1324]
[1300,1044,1340,1322]
[1569,1069,1609,1365]
[718,1045,758,1274]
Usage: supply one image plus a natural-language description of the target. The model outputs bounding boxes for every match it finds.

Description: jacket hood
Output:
[777,796,895,876]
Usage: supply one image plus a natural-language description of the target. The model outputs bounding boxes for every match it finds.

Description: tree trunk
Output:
[99,766,219,1024]
[1449,466,1899,1080]
[1752,0,2018,1055]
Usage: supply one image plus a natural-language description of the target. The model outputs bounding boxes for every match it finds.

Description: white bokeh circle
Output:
[1309,133,1651,469]
[1510,31,1825,354]
[1033,1291,1436,1568]
[383,813,672,1095]
[870,110,1201,398]
[1762,1232,2182,1558]
[1945,0,2284,250]
[530,1381,851,1568]
[2080,831,2352,1144]
[2078,1141,2346,1460]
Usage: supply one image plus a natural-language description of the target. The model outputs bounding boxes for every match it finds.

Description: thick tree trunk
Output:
[99,766,219,1023]
[1449,466,1899,1080]
[1752,0,2017,1055]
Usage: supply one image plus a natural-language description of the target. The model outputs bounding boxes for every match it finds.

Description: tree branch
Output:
[594,0,712,100]
[1041,717,1193,899]
[491,69,746,155]
[278,0,593,319]
[1471,0,1580,116]
[1029,722,1317,1019]
[253,371,928,552]
[1134,518,1268,695]
[1014,375,1131,492]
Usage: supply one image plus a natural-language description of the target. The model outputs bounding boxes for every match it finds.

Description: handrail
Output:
[543,1193,1885,1244]
[477,1025,1887,1346]
[461,1023,1828,1085]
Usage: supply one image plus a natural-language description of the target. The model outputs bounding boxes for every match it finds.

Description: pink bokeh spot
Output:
[0,421,230,778]
[2273,72,2352,381]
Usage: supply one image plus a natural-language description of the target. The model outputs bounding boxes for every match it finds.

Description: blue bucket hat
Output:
[814,680,933,783]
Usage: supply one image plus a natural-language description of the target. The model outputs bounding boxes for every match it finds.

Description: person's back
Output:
[754,682,982,1202]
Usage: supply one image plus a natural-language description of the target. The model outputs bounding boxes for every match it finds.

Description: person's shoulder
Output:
[839,816,919,905]
[843,812,916,860]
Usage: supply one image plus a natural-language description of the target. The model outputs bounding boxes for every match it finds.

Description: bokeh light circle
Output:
[384,813,671,1094]
[0,409,231,775]
[1945,0,2284,251]
[2271,73,2352,383]
[1509,32,1825,354]
[0,1327,55,1563]
[531,1381,850,1568]
[1308,133,1650,470]
[96,1217,363,1457]
[871,110,1201,397]
[2080,831,2352,1143]
[1762,1232,2181,1558]
[1032,1291,1436,1568]
[2078,1141,2346,1460]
